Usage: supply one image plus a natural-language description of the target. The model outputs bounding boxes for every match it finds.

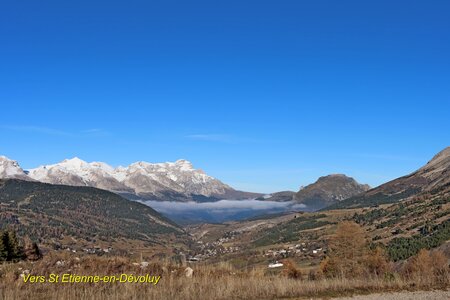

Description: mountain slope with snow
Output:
[19,157,260,201]
[28,157,131,192]
[0,156,30,180]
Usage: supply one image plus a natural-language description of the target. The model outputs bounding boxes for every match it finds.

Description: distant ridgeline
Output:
[0,156,261,202]
[325,147,450,210]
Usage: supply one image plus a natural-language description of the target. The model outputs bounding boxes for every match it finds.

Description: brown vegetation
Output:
[320,221,449,286]
[320,221,369,277]
[0,247,448,300]
[403,249,449,285]
[281,259,302,279]
[0,221,448,300]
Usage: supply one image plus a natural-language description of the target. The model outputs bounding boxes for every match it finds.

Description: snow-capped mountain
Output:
[0,156,29,180]
[27,157,130,192]
[7,157,259,201]
[115,159,233,197]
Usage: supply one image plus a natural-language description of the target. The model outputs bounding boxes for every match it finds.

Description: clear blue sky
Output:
[1,1,449,193]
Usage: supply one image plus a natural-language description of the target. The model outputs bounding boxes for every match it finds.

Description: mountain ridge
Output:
[324,146,450,210]
[0,156,261,202]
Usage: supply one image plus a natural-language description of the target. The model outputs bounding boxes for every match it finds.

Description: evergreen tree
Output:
[0,229,25,262]
[6,230,24,261]
[0,231,9,261]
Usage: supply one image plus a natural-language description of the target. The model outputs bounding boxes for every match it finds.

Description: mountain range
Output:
[0,147,448,258]
[2,146,449,212]
[0,156,260,202]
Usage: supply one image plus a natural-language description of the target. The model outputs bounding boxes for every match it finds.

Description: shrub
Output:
[23,236,42,261]
[430,250,449,284]
[281,259,302,279]
[366,246,391,276]
[402,249,449,286]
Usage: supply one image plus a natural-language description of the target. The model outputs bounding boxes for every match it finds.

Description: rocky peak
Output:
[294,174,370,210]
[174,159,194,169]
[0,156,29,179]
[57,157,91,171]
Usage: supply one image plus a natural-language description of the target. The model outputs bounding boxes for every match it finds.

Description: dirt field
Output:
[334,290,450,300]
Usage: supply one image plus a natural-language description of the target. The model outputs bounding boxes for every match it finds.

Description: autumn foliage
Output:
[281,259,302,279]
[403,249,449,285]
[320,221,449,285]
[320,221,371,277]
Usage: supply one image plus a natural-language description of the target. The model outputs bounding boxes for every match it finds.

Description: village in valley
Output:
[185,222,328,269]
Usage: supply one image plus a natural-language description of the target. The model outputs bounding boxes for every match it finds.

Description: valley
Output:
[2,1,449,298]
[0,147,449,299]
[182,147,450,270]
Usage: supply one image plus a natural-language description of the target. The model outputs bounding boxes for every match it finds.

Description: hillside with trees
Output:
[0,179,190,253]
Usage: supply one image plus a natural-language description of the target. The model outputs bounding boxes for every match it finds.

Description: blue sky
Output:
[1,1,449,193]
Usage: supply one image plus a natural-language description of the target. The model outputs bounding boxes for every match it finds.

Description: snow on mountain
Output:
[28,157,130,192]
[24,157,242,201]
[0,156,29,179]
[117,159,232,196]
[0,155,261,201]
